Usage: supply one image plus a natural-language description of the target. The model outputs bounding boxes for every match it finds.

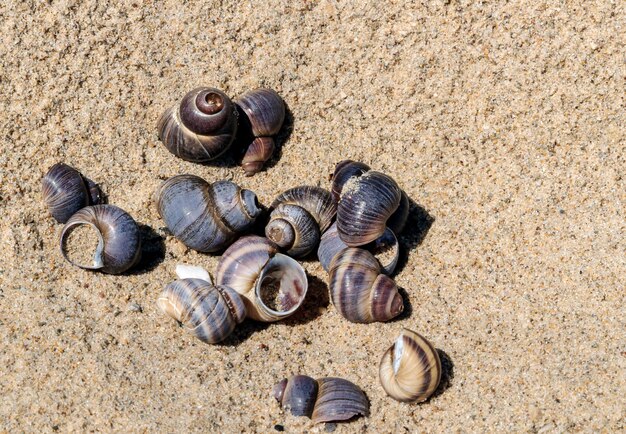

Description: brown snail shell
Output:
[157,87,238,162]
[158,277,246,344]
[59,205,141,274]
[42,163,102,223]
[235,88,285,176]
[330,159,371,202]
[328,248,403,323]
[273,375,370,424]
[265,186,336,258]
[155,174,261,253]
[379,329,442,402]
[215,235,308,322]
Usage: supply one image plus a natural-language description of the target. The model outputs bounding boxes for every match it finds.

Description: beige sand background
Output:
[1,1,624,432]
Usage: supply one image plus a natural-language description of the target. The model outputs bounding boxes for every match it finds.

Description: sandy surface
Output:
[1,1,624,432]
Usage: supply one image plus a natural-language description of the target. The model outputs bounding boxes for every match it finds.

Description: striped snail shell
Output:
[265,186,336,258]
[157,87,238,162]
[158,276,246,344]
[379,329,442,402]
[273,375,370,424]
[330,159,371,202]
[59,205,141,274]
[42,163,102,223]
[215,235,308,322]
[155,174,261,253]
[328,248,403,323]
[318,222,399,275]
[235,88,285,176]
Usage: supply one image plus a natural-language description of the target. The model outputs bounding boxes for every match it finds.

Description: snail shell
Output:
[158,278,246,344]
[318,222,399,275]
[59,205,141,274]
[265,186,336,258]
[157,87,238,162]
[328,248,403,323]
[330,159,371,202]
[42,163,102,223]
[155,174,261,253]
[235,88,285,176]
[273,375,370,424]
[379,329,442,402]
[215,235,308,322]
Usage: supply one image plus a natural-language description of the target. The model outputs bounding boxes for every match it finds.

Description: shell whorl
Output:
[330,159,371,202]
[235,88,285,137]
[157,87,238,162]
[241,137,275,176]
[379,329,442,402]
[59,204,141,274]
[42,163,101,223]
[155,175,261,253]
[158,278,246,344]
[328,248,403,323]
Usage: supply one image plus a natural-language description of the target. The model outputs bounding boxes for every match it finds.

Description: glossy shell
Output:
[157,87,238,162]
[241,137,275,176]
[330,160,371,202]
[215,235,308,322]
[42,163,101,223]
[273,375,370,424]
[318,222,399,275]
[379,329,442,402]
[265,186,337,258]
[59,205,141,274]
[158,278,246,344]
[155,174,261,253]
[328,248,403,323]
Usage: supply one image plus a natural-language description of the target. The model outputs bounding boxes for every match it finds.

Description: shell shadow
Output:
[393,197,434,275]
[264,102,294,171]
[431,349,454,399]
[387,285,413,322]
[220,320,270,346]
[283,274,330,326]
[126,223,166,275]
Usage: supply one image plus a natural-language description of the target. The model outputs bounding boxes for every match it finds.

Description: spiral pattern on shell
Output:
[157,87,238,162]
[155,174,261,253]
[158,278,246,344]
[59,204,141,274]
[379,329,442,402]
[273,375,370,424]
[328,248,403,323]
[42,163,102,223]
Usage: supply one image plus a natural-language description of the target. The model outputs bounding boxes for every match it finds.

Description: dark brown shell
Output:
[330,160,371,202]
[235,88,285,137]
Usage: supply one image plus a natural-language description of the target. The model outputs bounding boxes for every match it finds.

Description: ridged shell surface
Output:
[235,88,285,137]
[42,163,91,223]
[271,186,336,233]
[330,160,371,202]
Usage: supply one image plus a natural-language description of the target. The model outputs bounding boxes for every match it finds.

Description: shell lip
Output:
[59,219,105,271]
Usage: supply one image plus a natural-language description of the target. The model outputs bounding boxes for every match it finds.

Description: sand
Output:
[1,0,624,432]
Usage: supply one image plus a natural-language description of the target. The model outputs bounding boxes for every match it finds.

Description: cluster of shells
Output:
[42,86,444,425]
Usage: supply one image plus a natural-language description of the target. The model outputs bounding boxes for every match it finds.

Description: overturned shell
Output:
[265,186,336,258]
[157,87,238,162]
[273,375,369,424]
[158,278,246,344]
[379,329,442,403]
[215,235,308,322]
[60,205,141,274]
[318,222,399,275]
[42,163,102,223]
[155,174,261,253]
[241,137,274,176]
[328,248,403,323]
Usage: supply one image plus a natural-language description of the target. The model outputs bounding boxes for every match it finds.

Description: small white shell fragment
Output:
[175,264,212,283]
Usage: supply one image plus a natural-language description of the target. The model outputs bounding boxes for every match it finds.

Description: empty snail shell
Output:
[273,375,370,424]
[59,204,141,274]
[330,159,371,202]
[158,278,246,344]
[235,88,285,176]
[318,222,399,275]
[42,163,102,223]
[379,329,442,402]
[215,235,308,322]
[328,248,403,323]
[157,87,238,162]
[155,174,262,253]
[265,186,336,258]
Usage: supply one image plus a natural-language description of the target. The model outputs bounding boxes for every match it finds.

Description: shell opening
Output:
[255,253,307,318]
[60,221,105,270]
[240,189,262,219]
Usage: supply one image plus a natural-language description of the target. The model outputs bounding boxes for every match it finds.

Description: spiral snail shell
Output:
[42,163,102,223]
[273,375,370,424]
[328,248,403,323]
[59,204,141,274]
[155,174,261,253]
[379,329,442,403]
[318,222,399,275]
[157,87,238,162]
[235,88,285,176]
[158,276,246,344]
[265,186,336,258]
[215,235,308,322]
